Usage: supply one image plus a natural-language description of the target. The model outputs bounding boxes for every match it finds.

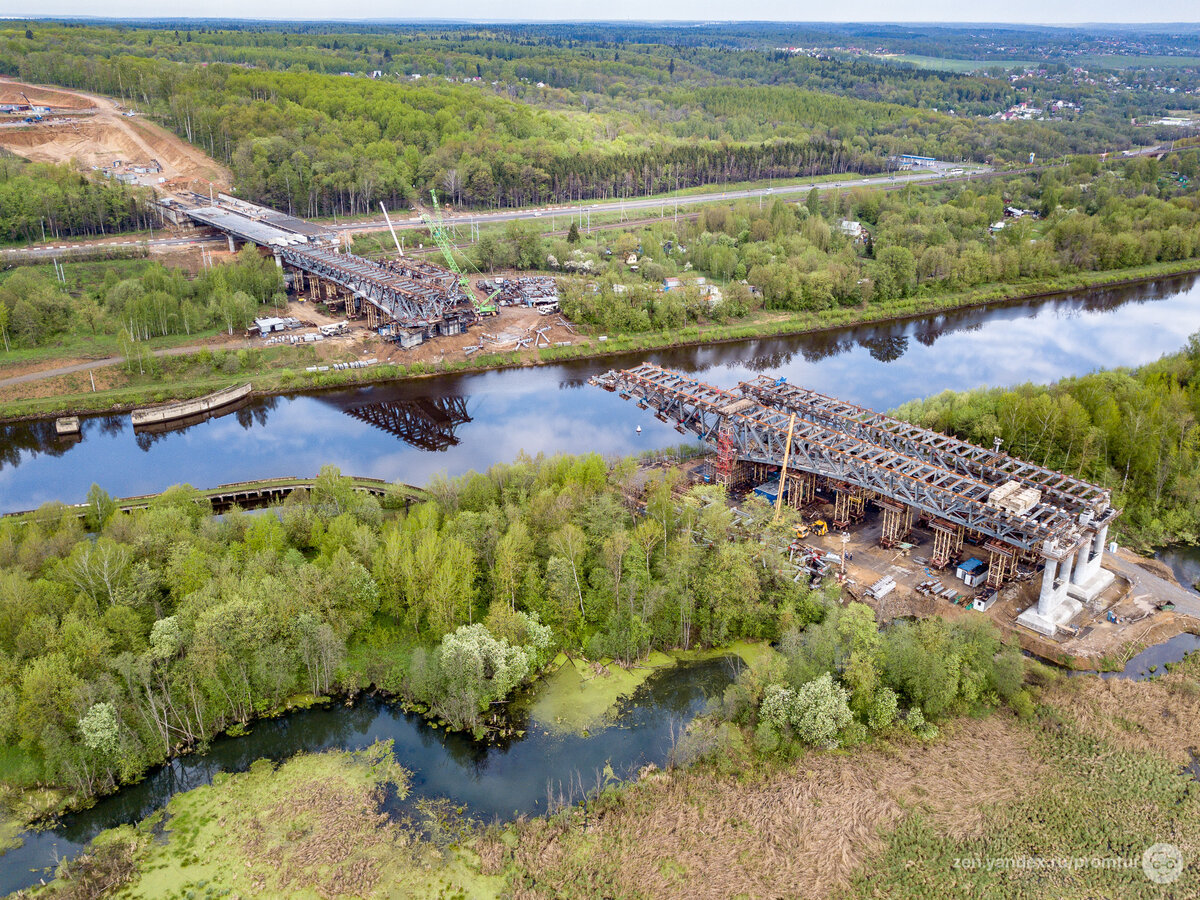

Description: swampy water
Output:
[0,656,739,896]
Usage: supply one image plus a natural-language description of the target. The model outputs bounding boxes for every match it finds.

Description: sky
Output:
[2,5,1199,24]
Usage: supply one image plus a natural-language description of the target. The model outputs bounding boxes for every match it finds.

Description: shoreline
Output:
[3,259,1199,424]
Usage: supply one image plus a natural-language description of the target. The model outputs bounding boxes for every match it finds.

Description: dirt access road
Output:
[0,78,230,189]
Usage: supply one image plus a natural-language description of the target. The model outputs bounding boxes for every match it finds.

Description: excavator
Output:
[794,519,828,539]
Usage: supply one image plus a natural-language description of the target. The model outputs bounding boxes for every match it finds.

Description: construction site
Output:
[157,190,575,355]
[593,363,1199,666]
[0,78,230,190]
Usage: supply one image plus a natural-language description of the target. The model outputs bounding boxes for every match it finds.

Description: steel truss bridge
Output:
[591,363,1116,561]
[179,197,470,329]
[278,247,470,329]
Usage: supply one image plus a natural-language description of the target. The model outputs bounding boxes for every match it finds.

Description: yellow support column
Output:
[773,413,796,524]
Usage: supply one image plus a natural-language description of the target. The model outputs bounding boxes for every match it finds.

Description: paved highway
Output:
[5,165,986,260]
[336,163,981,234]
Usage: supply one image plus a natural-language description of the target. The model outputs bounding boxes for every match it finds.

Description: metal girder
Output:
[739,376,1114,525]
[279,247,471,328]
[590,363,1091,552]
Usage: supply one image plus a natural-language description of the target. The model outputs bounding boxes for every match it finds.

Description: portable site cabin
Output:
[955,557,989,588]
[973,590,999,612]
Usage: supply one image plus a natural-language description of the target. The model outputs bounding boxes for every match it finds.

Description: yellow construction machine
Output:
[794,519,829,539]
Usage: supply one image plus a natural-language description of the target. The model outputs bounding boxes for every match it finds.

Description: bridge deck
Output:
[592,363,1099,553]
[740,375,1112,522]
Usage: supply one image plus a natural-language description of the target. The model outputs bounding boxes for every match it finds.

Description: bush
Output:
[759,674,853,748]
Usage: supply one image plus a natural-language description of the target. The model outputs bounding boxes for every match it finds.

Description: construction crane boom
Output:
[421,190,499,316]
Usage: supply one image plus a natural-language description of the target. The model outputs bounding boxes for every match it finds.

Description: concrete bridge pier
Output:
[1067,522,1115,602]
[227,235,238,253]
[1018,539,1084,636]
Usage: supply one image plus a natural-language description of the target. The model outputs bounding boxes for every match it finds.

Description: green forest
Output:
[895,336,1200,549]
[0,457,804,801]
[0,247,282,350]
[2,21,1190,216]
[0,443,1046,821]
[555,153,1200,333]
[0,155,153,245]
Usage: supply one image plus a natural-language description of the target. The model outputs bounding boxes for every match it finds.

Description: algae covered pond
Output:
[0,653,741,896]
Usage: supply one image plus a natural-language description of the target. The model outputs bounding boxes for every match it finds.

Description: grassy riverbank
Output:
[3,257,1198,422]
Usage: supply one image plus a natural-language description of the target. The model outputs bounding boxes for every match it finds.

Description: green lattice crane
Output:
[422,190,498,316]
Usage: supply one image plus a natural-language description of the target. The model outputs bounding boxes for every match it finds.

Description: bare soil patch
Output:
[0,80,230,188]
[0,79,91,109]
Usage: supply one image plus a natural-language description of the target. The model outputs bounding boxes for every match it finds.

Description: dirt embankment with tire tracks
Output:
[0,78,230,189]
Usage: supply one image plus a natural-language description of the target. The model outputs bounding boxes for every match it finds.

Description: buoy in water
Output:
[636,425,642,433]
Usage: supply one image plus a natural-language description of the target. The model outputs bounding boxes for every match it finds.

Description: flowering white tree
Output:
[436,614,552,728]
[759,674,853,747]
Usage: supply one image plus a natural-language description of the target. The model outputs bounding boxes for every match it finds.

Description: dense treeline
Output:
[3,23,1186,215]
[895,335,1200,549]
[557,153,1200,334]
[697,601,1030,759]
[0,155,153,245]
[0,457,822,800]
[0,247,282,349]
[0,50,916,215]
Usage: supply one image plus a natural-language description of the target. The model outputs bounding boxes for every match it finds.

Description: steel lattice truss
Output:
[345,397,471,451]
[591,363,1101,552]
[280,247,471,327]
[737,376,1115,527]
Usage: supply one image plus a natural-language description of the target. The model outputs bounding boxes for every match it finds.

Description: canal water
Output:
[3,274,1200,513]
[0,656,738,896]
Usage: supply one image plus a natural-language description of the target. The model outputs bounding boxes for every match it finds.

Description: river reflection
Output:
[2,274,1199,512]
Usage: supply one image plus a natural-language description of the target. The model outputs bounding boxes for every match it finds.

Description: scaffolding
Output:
[929,520,965,569]
[832,482,869,528]
[783,470,815,509]
[714,424,738,490]
[985,541,1018,589]
[878,500,914,547]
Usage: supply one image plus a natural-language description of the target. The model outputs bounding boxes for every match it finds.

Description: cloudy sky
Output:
[4,4,1199,24]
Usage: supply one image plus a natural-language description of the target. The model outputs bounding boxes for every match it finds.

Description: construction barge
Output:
[130,383,252,430]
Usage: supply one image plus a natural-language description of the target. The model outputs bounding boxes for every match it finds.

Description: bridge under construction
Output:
[591,363,1119,636]
[165,193,476,336]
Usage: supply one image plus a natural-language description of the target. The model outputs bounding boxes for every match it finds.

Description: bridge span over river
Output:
[593,363,1121,637]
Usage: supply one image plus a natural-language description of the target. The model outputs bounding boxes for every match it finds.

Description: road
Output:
[337,164,982,234]
[0,344,237,389]
[1105,552,1200,620]
[5,164,987,261]
[8,140,1172,262]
